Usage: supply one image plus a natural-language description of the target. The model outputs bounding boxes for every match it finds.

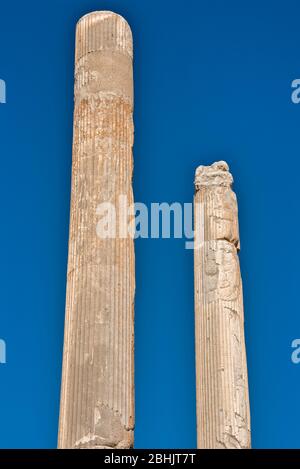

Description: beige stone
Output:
[194,161,251,449]
[58,11,135,449]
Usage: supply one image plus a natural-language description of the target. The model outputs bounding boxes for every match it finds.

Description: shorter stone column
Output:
[194,161,251,449]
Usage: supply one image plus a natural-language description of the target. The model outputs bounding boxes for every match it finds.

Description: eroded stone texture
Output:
[194,161,251,449]
[58,11,134,449]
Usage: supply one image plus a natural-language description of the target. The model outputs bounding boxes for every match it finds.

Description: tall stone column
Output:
[194,161,251,449]
[58,11,135,449]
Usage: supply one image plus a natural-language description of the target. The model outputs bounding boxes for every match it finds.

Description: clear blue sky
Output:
[0,0,300,448]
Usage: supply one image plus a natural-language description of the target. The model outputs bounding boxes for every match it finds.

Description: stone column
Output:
[194,161,251,449]
[58,11,135,449]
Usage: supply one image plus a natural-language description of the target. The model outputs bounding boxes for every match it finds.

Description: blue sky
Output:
[0,0,300,448]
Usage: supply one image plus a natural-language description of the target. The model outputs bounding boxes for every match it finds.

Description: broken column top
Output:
[75,11,133,63]
[195,161,233,189]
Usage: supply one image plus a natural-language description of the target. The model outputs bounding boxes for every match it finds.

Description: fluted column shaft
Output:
[194,161,251,449]
[58,11,135,449]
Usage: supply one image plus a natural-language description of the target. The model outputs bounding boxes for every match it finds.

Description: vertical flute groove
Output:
[58,11,135,449]
[194,161,251,449]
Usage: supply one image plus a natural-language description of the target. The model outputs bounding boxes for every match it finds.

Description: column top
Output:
[194,161,233,189]
[75,11,133,63]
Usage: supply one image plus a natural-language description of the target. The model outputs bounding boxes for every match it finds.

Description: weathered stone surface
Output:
[58,11,135,449]
[194,161,251,449]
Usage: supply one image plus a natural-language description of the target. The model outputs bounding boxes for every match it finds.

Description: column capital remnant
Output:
[195,161,233,188]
